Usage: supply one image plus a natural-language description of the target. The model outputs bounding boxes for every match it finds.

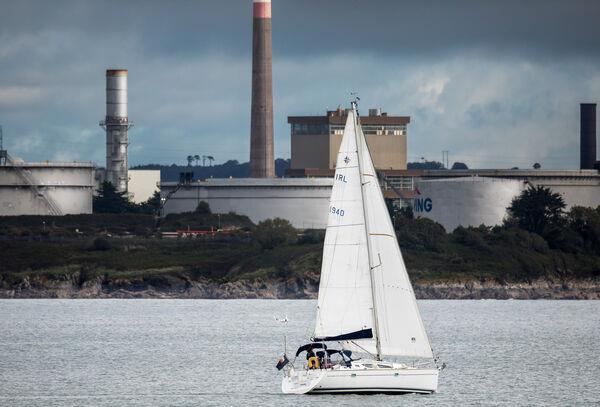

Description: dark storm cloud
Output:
[3,0,599,59]
[274,0,600,59]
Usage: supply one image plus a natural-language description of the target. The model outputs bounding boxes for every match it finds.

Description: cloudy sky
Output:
[1,0,599,169]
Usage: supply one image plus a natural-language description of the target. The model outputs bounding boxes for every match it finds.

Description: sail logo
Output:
[413,188,432,213]
[335,174,348,183]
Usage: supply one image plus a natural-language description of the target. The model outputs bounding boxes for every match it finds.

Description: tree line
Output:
[93,181,161,215]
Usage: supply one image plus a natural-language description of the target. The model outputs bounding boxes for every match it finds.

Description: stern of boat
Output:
[281,367,326,394]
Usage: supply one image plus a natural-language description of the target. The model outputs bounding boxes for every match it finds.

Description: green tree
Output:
[253,218,297,250]
[139,191,162,215]
[395,217,447,252]
[568,206,600,254]
[398,205,414,220]
[506,185,566,236]
[195,201,211,215]
[93,182,137,213]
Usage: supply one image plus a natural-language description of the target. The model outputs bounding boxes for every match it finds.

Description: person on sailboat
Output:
[306,347,320,369]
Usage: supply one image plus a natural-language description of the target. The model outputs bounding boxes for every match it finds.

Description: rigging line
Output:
[348,340,376,359]
[354,102,382,361]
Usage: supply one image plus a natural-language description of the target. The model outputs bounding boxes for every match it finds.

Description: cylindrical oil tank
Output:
[106,69,128,118]
[580,103,596,170]
[414,177,524,232]
[0,162,94,215]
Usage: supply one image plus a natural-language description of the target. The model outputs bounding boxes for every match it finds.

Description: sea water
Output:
[0,299,598,406]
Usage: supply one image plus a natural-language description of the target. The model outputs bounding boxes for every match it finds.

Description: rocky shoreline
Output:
[1,273,599,299]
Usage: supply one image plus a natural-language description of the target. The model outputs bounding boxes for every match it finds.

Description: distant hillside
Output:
[407,161,445,170]
[132,159,291,182]
[407,161,470,170]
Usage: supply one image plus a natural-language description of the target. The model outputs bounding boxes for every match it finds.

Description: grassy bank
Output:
[1,207,599,295]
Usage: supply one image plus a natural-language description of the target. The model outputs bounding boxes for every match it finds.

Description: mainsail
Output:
[313,109,374,342]
[313,105,433,359]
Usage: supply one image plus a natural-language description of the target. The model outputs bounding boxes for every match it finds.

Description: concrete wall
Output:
[161,178,332,229]
[0,163,94,216]
[128,170,160,203]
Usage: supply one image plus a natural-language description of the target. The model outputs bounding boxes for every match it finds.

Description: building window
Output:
[292,123,329,135]
[330,125,345,135]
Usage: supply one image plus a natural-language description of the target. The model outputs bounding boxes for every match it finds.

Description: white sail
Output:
[356,118,434,359]
[314,105,433,359]
[313,111,374,341]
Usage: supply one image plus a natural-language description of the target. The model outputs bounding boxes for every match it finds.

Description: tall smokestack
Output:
[580,103,597,170]
[250,0,275,178]
[101,69,132,193]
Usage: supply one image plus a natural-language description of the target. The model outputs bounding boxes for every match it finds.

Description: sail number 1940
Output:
[330,206,345,216]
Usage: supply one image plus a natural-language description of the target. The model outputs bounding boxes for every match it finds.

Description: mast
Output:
[352,100,382,360]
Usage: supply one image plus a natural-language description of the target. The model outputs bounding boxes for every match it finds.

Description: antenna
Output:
[442,150,449,169]
[0,125,6,166]
[350,92,360,115]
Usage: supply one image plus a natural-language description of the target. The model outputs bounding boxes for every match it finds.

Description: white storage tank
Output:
[413,176,524,232]
[161,178,333,229]
[0,160,94,216]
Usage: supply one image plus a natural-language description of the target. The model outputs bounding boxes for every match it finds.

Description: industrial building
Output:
[163,102,600,231]
[289,107,409,171]
[159,12,595,230]
[0,156,94,216]
[128,170,160,203]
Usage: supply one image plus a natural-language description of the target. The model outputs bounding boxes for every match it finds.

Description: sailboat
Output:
[279,101,441,394]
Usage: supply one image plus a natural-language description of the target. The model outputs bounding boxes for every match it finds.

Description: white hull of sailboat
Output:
[282,366,438,395]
